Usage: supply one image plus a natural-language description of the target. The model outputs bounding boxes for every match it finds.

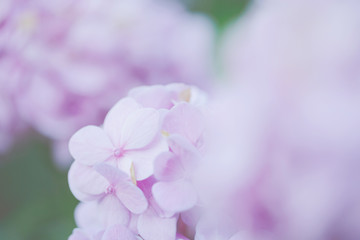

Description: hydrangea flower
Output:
[152,134,200,213]
[68,83,207,240]
[69,97,165,180]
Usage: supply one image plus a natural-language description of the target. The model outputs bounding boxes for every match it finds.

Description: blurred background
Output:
[0,1,249,239]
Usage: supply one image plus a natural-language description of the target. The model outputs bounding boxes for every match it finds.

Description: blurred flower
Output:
[205,0,360,239]
[0,0,214,164]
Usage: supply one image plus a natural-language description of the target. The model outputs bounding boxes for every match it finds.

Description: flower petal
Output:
[98,195,130,227]
[102,225,138,240]
[162,103,204,145]
[176,234,190,240]
[94,163,128,185]
[68,229,104,240]
[154,152,185,182]
[167,135,201,172]
[115,179,148,214]
[129,85,177,109]
[69,125,113,166]
[137,207,177,240]
[152,180,197,212]
[127,137,168,180]
[68,162,108,201]
[120,108,160,150]
[103,98,141,147]
[75,202,102,231]
[68,229,91,240]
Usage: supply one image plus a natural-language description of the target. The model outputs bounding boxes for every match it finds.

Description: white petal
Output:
[69,126,113,166]
[120,108,160,150]
[115,180,148,214]
[68,162,108,201]
[103,98,141,147]
[138,207,177,240]
[152,180,197,213]
[127,137,168,180]
[98,195,130,227]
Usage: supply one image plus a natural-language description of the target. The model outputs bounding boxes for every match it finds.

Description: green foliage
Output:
[0,134,77,240]
[182,0,250,30]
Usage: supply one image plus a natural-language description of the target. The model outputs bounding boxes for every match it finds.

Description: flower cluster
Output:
[0,0,214,165]
[68,84,207,240]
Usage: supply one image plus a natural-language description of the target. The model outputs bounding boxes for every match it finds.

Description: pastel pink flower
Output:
[68,228,103,240]
[152,135,200,213]
[137,206,178,240]
[128,83,208,110]
[68,163,148,225]
[162,102,205,146]
[68,224,139,240]
[69,97,166,180]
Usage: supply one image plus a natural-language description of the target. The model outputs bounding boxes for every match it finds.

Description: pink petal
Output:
[229,232,247,240]
[154,152,184,182]
[115,179,148,214]
[137,207,177,240]
[75,202,102,231]
[120,108,160,150]
[68,229,103,240]
[103,98,141,147]
[101,225,138,240]
[176,234,190,240]
[152,180,197,212]
[128,85,177,109]
[69,126,113,166]
[116,155,133,177]
[137,177,157,199]
[167,135,200,172]
[94,163,128,185]
[68,162,108,201]
[68,229,91,240]
[127,137,168,180]
[181,207,201,228]
[162,103,204,145]
[91,164,148,214]
[98,195,130,227]
[128,214,140,234]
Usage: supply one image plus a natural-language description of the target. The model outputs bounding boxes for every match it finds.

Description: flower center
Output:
[179,88,192,102]
[105,185,115,194]
[113,148,124,158]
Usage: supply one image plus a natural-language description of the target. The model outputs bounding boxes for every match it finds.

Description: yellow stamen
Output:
[161,130,169,137]
[130,163,137,185]
[179,88,192,102]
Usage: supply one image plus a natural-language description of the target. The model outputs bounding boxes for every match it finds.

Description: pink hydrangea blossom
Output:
[68,83,207,240]
[152,135,200,214]
[69,97,165,180]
